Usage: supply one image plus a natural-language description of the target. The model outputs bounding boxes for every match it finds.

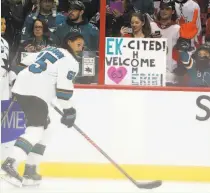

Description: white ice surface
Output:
[1,178,210,193]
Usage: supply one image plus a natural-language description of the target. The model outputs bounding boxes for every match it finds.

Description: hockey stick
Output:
[52,104,162,189]
[1,97,16,125]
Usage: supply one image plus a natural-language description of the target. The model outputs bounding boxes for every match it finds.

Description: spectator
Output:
[54,0,99,51]
[175,0,202,47]
[21,0,66,42]
[106,0,135,36]
[21,19,56,52]
[184,43,210,86]
[13,19,56,69]
[56,0,100,17]
[120,12,151,38]
[150,0,180,86]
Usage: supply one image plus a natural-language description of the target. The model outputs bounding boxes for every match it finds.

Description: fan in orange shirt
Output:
[120,12,152,38]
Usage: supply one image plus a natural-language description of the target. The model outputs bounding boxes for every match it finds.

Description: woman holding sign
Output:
[120,12,152,38]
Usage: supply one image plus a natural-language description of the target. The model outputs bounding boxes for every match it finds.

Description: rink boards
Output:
[1,88,210,182]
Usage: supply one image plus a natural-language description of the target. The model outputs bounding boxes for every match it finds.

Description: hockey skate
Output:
[22,164,42,186]
[1,157,23,187]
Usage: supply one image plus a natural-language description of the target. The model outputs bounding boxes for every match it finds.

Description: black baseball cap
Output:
[68,0,85,11]
[160,0,175,10]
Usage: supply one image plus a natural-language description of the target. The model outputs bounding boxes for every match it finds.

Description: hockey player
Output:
[1,15,16,100]
[1,32,85,187]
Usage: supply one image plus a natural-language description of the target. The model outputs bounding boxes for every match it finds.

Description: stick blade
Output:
[136,180,162,189]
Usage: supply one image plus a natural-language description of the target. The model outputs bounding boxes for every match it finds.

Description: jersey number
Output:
[29,52,57,73]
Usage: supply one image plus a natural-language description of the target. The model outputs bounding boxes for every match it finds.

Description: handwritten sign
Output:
[105,38,167,86]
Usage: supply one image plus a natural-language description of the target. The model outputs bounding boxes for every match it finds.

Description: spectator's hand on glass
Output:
[113,9,122,18]
[120,26,129,36]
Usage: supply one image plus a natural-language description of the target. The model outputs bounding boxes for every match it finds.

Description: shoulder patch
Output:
[67,70,76,80]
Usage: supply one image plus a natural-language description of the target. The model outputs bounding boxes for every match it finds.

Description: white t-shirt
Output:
[150,22,180,83]
[12,47,79,107]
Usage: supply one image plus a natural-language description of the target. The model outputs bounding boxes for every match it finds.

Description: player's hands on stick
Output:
[61,107,76,128]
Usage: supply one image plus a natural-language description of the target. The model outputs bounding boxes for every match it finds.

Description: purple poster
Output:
[1,100,26,143]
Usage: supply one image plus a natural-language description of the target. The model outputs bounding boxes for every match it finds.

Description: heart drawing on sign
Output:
[107,66,127,84]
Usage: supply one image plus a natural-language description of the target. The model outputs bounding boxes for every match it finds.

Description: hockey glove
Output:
[61,107,76,128]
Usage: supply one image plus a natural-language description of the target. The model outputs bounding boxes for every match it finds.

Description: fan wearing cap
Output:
[21,0,66,42]
[150,0,181,86]
[54,0,99,51]
[181,43,210,87]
